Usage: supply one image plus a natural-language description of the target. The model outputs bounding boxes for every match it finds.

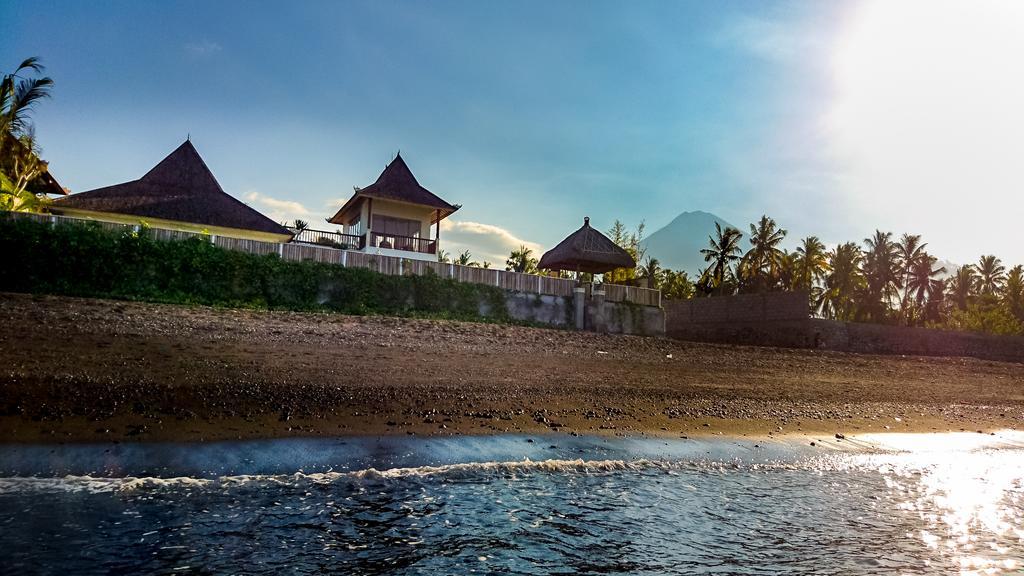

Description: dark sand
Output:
[1,293,1022,443]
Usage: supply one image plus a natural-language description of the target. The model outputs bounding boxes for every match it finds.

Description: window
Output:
[372,215,421,238]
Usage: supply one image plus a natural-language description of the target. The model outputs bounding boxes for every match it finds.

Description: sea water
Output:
[0,433,1022,575]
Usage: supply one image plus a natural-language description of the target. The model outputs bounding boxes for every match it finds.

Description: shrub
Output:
[0,217,510,321]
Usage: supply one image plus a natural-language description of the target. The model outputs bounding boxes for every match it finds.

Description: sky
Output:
[3,0,1023,266]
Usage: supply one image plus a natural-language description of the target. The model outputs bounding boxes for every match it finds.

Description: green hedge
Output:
[0,217,509,320]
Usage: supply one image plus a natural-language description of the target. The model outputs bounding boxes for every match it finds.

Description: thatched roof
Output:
[328,153,459,225]
[538,217,636,274]
[52,140,291,236]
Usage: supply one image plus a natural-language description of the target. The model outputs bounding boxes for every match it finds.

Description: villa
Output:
[315,153,460,261]
[50,140,293,243]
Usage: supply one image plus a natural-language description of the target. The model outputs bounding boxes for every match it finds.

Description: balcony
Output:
[287,228,437,256]
[288,227,366,250]
[368,231,437,255]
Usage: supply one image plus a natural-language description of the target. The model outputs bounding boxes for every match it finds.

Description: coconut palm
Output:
[455,250,473,266]
[437,249,450,264]
[1002,265,1024,321]
[505,245,537,274]
[861,230,901,321]
[640,256,660,289]
[896,233,926,321]
[947,264,977,311]
[700,222,743,296]
[740,215,787,292]
[793,236,829,310]
[821,242,864,321]
[976,255,1006,296]
[905,253,946,324]
[1,58,53,145]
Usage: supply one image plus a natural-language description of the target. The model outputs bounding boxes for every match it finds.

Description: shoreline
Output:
[1,293,1022,444]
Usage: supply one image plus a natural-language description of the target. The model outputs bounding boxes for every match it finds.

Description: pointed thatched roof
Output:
[538,217,636,274]
[328,153,459,225]
[52,140,290,236]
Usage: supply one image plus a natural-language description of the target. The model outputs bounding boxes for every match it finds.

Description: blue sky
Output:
[4,0,1023,265]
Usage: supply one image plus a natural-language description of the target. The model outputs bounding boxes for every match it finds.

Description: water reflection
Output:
[853,433,1024,575]
[0,433,1021,575]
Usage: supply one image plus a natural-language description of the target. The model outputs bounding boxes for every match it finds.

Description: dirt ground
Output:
[1,293,1022,444]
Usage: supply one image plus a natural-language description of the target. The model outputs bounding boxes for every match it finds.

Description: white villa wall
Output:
[367,198,436,238]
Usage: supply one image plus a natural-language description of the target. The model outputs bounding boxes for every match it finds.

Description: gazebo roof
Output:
[328,153,459,225]
[538,217,636,274]
[52,140,291,236]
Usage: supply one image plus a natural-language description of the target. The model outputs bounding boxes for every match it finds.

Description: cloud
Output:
[184,40,222,56]
[440,219,544,266]
[243,191,314,225]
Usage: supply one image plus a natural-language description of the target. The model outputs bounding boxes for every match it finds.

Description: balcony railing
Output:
[288,227,366,250]
[369,231,437,254]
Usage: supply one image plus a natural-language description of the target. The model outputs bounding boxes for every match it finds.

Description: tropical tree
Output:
[905,253,946,324]
[437,249,450,264]
[1002,265,1024,322]
[1,57,55,212]
[976,255,1006,296]
[947,264,977,311]
[821,242,864,321]
[1,57,53,154]
[699,222,743,296]
[640,256,660,289]
[896,233,926,321]
[455,249,473,266]
[659,269,694,300]
[739,215,787,292]
[793,236,829,310]
[292,219,309,231]
[505,245,538,274]
[0,132,50,212]
[605,219,645,283]
[860,230,902,321]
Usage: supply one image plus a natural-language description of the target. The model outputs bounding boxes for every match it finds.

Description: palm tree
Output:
[700,222,743,296]
[740,215,787,292]
[1,58,54,212]
[861,230,901,321]
[905,253,946,325]
[455,250,473,266]
[1003,265,1024,321]
[896,233,926,321]
[794,236,829,310]
[976,255,1006,296]
[640,257,660,289]
[947,264,977,311]
[821,242,864,321]
[1,57,54,152]
[437,249,450,264]
[505,245,537,274]
[292,219,309,231]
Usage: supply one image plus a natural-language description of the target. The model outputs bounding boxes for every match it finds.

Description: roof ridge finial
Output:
[584,216,590,226]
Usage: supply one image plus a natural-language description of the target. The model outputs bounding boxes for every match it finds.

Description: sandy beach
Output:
[1,292,1021,443]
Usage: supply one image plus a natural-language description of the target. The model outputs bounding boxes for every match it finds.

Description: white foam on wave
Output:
[0,458,676,494]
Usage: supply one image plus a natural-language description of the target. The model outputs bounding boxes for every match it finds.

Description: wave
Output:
[0,458,680,494]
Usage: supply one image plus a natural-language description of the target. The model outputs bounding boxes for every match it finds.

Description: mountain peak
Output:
[641,210,738,274]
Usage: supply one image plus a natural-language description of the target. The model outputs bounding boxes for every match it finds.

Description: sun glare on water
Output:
[854,432,1024,574]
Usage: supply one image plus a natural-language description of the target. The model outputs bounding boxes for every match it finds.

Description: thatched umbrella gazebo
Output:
[538,217,636,275]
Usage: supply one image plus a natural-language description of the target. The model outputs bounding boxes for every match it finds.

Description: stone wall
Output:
[480,290,664,336]
[664,291,809,325]
[663,291,1023,362]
